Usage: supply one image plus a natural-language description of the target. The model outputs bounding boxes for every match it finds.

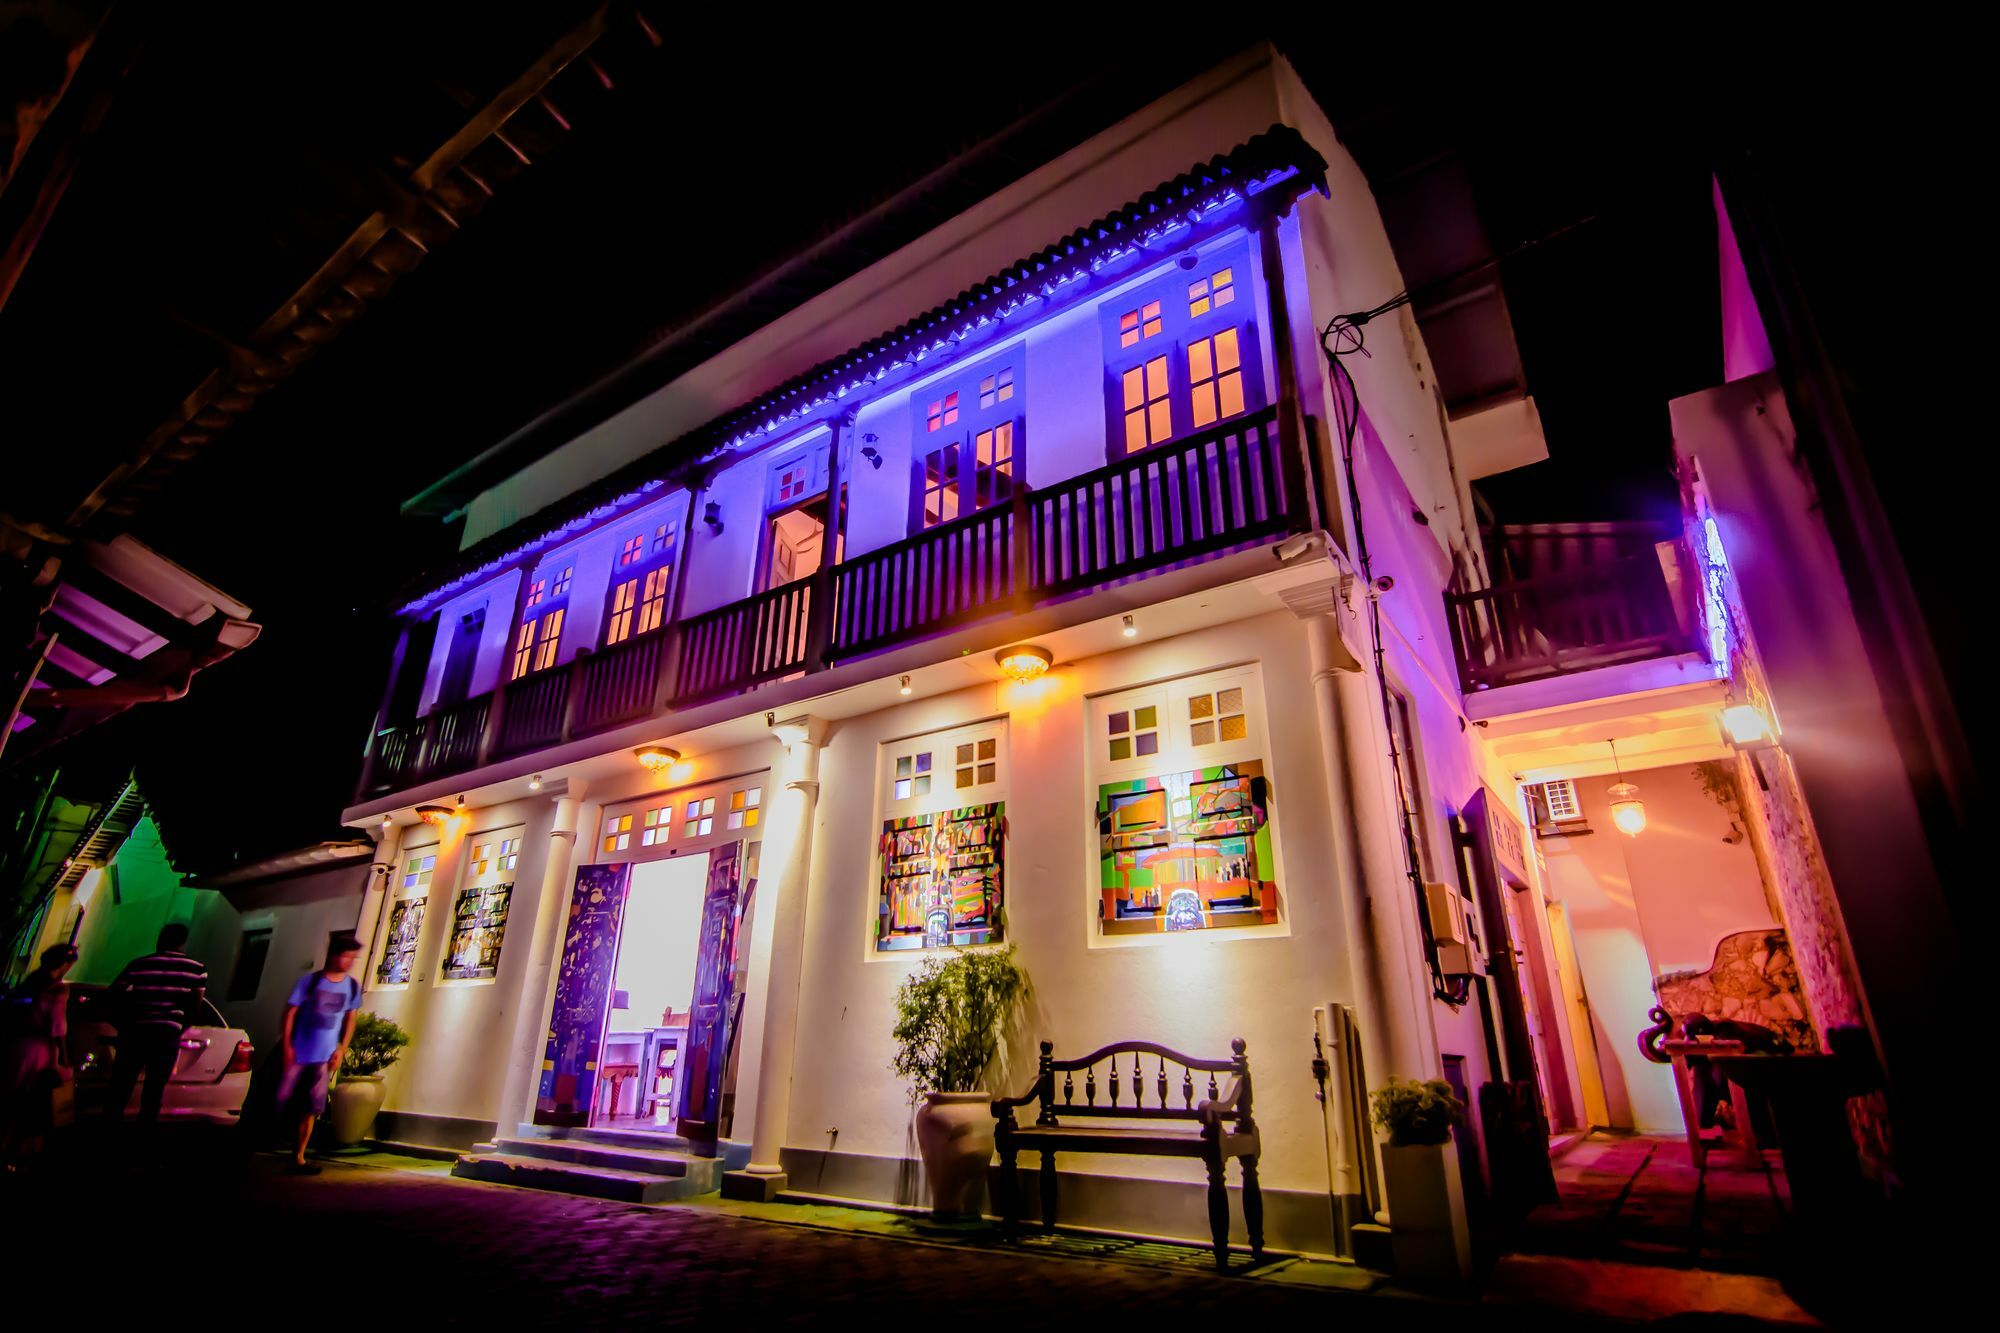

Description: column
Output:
[722,713,828,1200]
[493,787,588,1135]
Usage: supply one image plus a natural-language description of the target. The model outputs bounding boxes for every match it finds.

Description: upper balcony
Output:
[358,403,1303,801]
[1445,520,1710,710]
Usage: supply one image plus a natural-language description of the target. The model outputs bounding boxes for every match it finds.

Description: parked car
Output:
[66,984,256,1123]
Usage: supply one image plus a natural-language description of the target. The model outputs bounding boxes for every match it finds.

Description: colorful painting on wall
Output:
[677,842,749,1146]
[441,882,513,981]
[1097,761,1276,935]
[876,802,1005,951]
[375,897,426,984]
[534,862,632,1127]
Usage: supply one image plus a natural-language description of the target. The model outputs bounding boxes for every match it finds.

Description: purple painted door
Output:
[675,842,746,1147]
[534,862,632,1126]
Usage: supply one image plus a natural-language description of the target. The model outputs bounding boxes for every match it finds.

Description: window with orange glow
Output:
[1122,355,1172,453]
[1187,327,1245,429]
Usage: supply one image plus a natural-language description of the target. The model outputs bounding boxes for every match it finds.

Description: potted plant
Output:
[327,1012,411,1147]
[1370,1078,1471,1283]
[890,945,1029,1216]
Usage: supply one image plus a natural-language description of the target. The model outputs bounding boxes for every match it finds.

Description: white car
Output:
[68,985,256,1124]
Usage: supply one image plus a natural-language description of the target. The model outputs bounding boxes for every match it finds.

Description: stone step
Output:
[451,1151,708,1204]
[512,1123,754,1169]
[486,1135,701,1179]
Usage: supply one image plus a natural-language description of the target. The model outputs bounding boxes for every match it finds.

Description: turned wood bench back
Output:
[998,1038,1253,1127]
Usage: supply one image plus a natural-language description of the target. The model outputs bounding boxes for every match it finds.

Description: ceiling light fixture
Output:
[528,774,543,792]
[899,675,912,696]
[635,745,680,773]
[415,804,451,826]
[1121,614,1137,639]
[995,644,1053,682]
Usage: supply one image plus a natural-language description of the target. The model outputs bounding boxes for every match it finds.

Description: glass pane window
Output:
[470,842,492,877]
[511,619,535,679]
[651,522,676,556]
[1122,355,1173,454]
[550,566,573,598]
[638,566,671,635]
[1188,327,1245,429]
[1117,300,1164,349]
[1106,706,1160,763]
[955,737,998,789]
[684,796,717,837]
[524,578,547,610]
[1187,266,1235,318]
[925,392,961,433]
[640,804,673,846]
[971,422,1016,510]
[893,751,934,801]
[606,578,638,645]
[499,837,519,870]
[401,853,436,891]
[726,786,762,830]
[602,814,633,854]
[978,366,1015,408]
[921,445,961,528]
[618,534,645,567]
[1188,686,1247,747]
[531,608,564,672]
[775,462,809,503]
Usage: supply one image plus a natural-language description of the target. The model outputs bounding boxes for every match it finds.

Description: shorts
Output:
[275,1059,333,1116]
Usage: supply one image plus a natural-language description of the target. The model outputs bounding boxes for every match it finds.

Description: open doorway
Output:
[760,490,845,592]
[593,853,709,1133]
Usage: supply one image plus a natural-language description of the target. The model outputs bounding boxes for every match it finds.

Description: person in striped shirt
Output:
[106,923,208,1124]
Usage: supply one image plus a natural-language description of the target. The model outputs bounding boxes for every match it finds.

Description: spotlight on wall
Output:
[899,675,912,696]
[528,774,543,792]
[380,813,393,828]
[703,500,723,532]
[1721,703,1775,749]
[634,745,680,773]
[860,445,883,469]
[415,804,451,827]
[1121,614,1137,639]
[995,643,1053,682]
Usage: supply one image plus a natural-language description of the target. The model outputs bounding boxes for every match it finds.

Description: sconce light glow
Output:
[415,804,451,827]
[380,813,392,828]
[1607,782,1648,837]
[1121,614,1137,639]
[898,675,912,696]
[528,774,543,792]
[994,643,1053,682]
[1721,704,1774,748]
[634,745,680,773]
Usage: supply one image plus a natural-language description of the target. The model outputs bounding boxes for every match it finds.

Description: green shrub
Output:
[1370,1078,1466,1147]
[890,946,1030,1100]
[340,1012,412,1078]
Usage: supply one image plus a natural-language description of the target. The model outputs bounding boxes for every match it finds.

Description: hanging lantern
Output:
[1605,737,1646,836]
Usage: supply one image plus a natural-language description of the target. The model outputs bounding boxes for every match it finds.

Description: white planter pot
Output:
[327,1074,387,1147]
[914,1091,996,1217]
[1381,1140,1472,1284]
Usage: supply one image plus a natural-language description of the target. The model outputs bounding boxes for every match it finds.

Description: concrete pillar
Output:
[723,714,828,1200]
[494,787,588,1135]
[350,822,401,957]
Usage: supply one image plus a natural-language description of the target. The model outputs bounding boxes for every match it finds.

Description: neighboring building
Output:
[322,45,1921,1265]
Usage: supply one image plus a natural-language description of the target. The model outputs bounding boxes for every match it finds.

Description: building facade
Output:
[328,47,1907,1261]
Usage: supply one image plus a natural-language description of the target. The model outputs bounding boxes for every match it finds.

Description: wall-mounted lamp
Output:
[860,444,883,469]
[1121,614,1137,639]
[1605,739,1646,837]
[528,774,543,792]
[634,745,680,773]
[415,804,451,827]
[995,643,1053,682]
[380,813,393,828]
[703,500,723,532]
[1721,703,1776,750]
[899,675,912,696]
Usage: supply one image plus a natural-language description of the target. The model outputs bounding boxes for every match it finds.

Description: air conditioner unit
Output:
[1425,881,1478,977]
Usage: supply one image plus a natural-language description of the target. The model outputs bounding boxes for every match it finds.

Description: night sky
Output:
[10,18,1963,869]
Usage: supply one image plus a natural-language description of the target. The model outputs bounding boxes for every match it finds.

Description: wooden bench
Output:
[991,1038,1262,1270]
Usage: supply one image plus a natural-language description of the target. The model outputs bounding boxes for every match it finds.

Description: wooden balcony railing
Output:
[358,403,1304,799]
[1445,543,1698,694]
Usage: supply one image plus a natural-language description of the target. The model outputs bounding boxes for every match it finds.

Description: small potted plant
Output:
[328,1013,411,1147]
[1370,1078,1471,1283]
[890,945,1030,1216]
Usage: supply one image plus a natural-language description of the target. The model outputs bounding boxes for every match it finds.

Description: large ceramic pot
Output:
[1381,1140,1471,1284]
[914,1091,996,1217]
[327,1074,387,1146]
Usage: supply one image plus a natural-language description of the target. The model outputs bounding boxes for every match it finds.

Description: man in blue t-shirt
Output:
[275,933,364,1174]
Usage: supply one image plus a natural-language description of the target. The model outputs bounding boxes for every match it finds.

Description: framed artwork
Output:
[441,882,513,981]
[375,897,426,984]
[1097,761,1277,934]
[876,801,1005,951]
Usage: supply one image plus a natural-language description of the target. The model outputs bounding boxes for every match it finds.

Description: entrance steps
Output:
[451,1126,748,1204]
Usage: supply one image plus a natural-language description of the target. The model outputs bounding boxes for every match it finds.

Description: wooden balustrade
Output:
[573,630,669,733]
[1446,548,1693,693]
[829,498,1018,660]
[494,666,570,757]
[671,578,814,707]
[425,695,489,774]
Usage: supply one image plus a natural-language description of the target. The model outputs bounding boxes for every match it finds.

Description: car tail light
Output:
[226,1040,255,1074]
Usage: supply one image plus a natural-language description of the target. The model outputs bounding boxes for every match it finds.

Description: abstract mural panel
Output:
[441,882,513,981]
[375,897,426,984]
[534,862,632,1126]
[876,802,1005,951]
[1097,761,1276,934]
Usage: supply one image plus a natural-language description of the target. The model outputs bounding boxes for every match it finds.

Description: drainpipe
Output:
[722,713,828,1200]
[494,787,587,1134]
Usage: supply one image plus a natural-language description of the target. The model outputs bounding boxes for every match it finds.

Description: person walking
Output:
[1,943,77,1166]
[106,923,208,1126]
[275,933,363,1175]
